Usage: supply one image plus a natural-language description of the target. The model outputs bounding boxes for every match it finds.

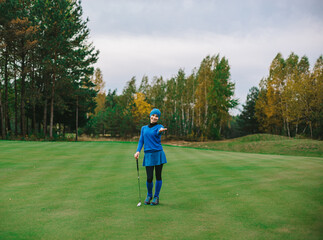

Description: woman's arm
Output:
[135,127,144,159]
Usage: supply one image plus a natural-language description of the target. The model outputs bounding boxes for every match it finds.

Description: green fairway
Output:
[0,141,322,240]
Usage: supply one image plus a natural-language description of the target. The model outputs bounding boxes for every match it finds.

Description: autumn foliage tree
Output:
[255,53,322,138]
[132,92,152,129]
[91,68,106,115]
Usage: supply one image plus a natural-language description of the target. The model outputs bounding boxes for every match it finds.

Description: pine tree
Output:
[34,0,98,138]
[238,87,260,135]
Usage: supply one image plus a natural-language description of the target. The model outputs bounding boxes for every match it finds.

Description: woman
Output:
[134,108,167,206]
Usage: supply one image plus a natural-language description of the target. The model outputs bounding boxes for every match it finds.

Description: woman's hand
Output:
[134,151,140,159]
[159,128,167,133]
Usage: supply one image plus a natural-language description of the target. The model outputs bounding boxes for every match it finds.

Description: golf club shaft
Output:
[136,158,141,202]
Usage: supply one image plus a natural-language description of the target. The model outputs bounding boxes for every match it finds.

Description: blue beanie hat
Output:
[150,108,161,118]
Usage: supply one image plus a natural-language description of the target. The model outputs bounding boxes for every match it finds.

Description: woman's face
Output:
[150,114,159,124]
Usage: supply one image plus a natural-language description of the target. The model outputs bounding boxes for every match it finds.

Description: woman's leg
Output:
[146,166,154,198]
[154,164,163,198]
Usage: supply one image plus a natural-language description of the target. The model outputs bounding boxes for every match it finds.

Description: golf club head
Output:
[137,201,142,207]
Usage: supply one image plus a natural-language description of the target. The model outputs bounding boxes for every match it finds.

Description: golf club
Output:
[136,158,142,207]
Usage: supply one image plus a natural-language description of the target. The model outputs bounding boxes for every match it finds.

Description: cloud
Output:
[82,0,323,115]
[84,0,323,36]
[93,22,323,101]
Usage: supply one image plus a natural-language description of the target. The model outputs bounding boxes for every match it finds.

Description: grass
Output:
[165,134,323,157]
[0,140,322,239]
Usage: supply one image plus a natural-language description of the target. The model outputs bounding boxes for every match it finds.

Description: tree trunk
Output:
[49,74,55,138]
[4,49,9,136]
[204,79,208,126]
[75,96,78,141]
[198,107,200,128]
[181,97,184,136]
[287,120,290,138]
[0,84,5,139]
[6,110,11,134]
[31,56,37,134]
[186,107,190,135]
[20,47,26,137]
[32,103,36,134]
[49,51,57,139]
[26,116,29,135]
[192,76,195,132]
[14,51,18,136]
[43,98,47,137]
[302,125,307,134]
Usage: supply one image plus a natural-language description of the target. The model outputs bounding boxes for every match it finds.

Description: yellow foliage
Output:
[91,68,105,94]
[255,53,323,136]
[194,55,217,127]
[131,93,152,125]
[94,93,106,115]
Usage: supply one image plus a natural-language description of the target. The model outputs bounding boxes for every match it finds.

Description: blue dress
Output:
[136,124,167,167]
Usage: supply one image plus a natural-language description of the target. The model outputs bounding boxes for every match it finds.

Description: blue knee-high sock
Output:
[146,181,153,197]
[154,180,162,198]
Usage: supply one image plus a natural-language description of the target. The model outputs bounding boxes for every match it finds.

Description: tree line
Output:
[1,2,321,141]
[84,55,238,140]
[239,53,322,139]
[0,0,98,140]
[87,52,322,140]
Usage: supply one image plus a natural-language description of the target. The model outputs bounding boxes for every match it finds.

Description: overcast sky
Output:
[81,0,323,114]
